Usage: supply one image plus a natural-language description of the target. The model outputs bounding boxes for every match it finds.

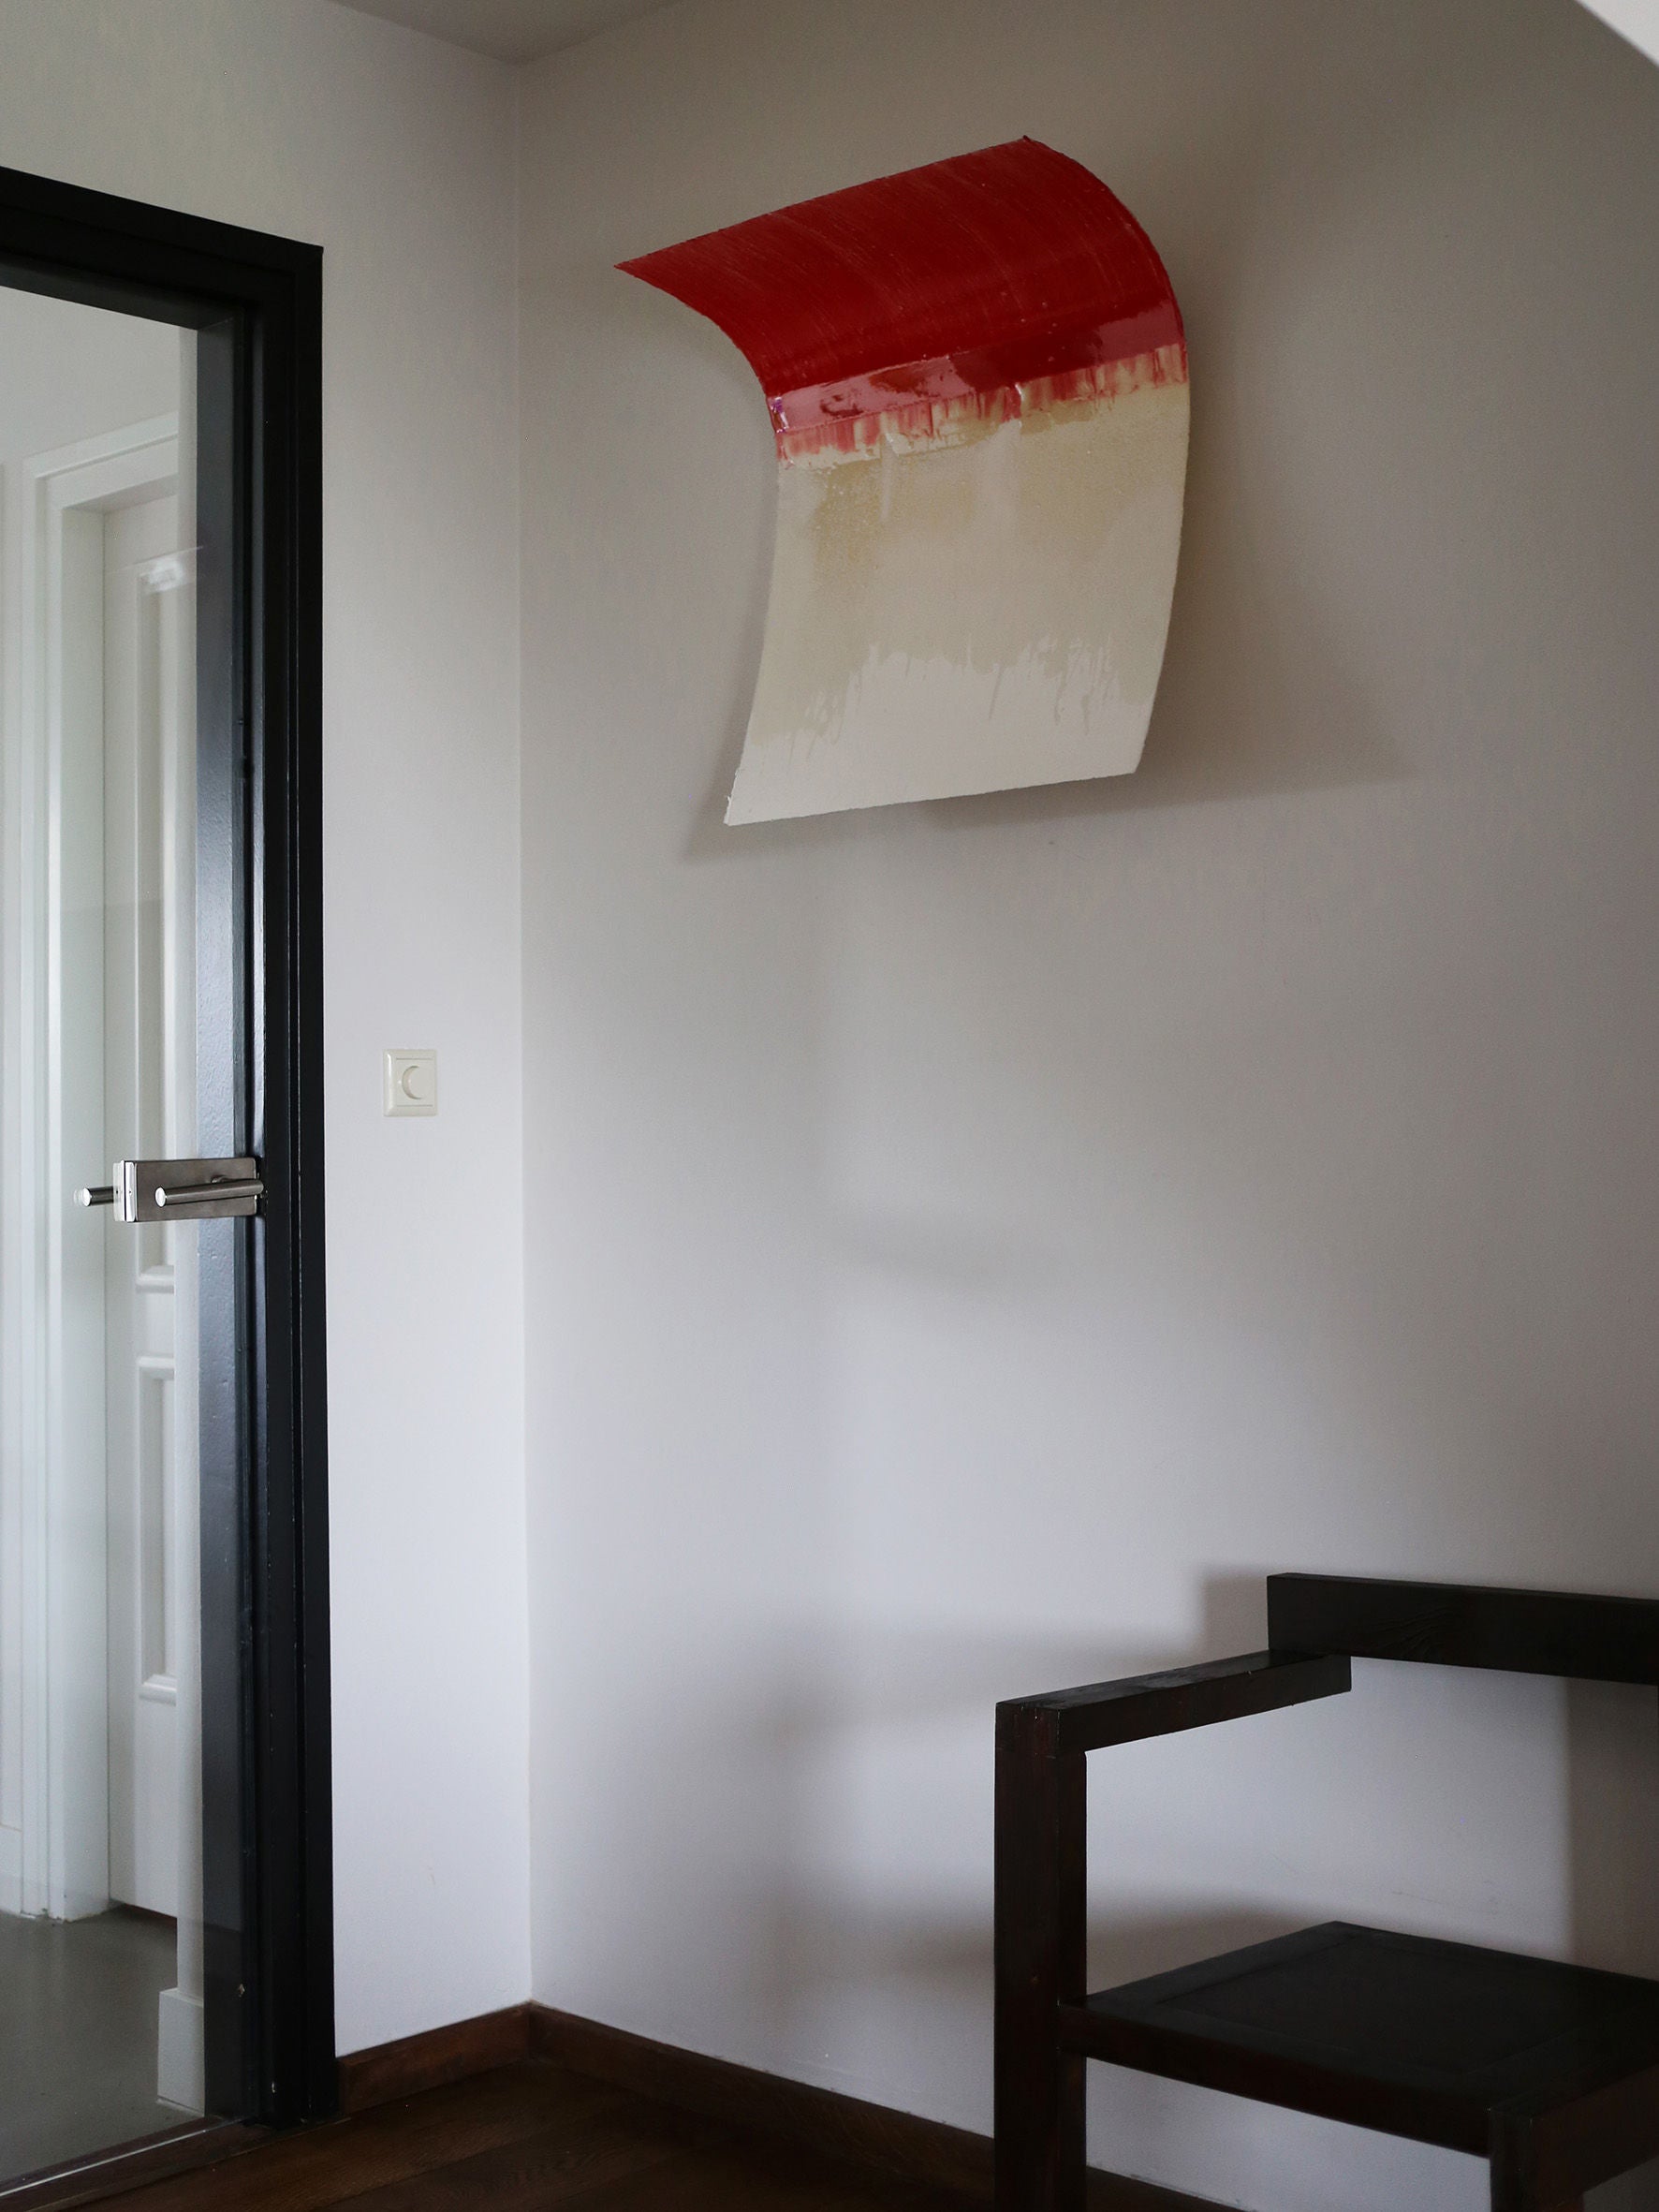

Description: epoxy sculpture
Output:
[621,139,1189,823]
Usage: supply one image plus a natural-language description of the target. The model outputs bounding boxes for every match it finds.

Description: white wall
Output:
[0,1,529,2051]
[517,3,1659,2207]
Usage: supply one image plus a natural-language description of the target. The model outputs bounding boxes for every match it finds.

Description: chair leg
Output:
[1489,2163,1583,2212]
[994,1702,1087,2212]
[994,2043,1084,2212]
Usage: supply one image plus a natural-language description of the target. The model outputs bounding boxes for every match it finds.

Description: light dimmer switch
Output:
[384,1049,437,1117]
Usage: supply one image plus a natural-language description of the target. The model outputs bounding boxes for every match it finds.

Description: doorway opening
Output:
[0,169,330,2194]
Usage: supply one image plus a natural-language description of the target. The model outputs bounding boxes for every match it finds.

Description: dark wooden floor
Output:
[107,2062,974,2212]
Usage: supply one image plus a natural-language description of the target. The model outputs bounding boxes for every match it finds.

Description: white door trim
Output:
[0,415,178,1920]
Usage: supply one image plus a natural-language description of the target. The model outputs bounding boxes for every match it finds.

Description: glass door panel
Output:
[0,282,243,2182]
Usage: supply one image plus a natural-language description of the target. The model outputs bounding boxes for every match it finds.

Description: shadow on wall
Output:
[645,0,1557,863]
[574,1596,1338,2100]
[557,1621,1250,2105]
[672,246,1409,863]
[1571,1683,1659,2208]
[590,0,1659,868]
[1571,1680,1659,1981]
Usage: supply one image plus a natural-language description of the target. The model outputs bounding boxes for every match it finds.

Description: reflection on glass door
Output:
[0,287,215,2182]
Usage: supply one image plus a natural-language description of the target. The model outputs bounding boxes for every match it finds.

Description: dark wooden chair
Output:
[994,1575,1659,2212]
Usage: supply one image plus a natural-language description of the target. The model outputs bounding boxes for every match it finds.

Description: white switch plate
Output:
[384,1048,437,1117]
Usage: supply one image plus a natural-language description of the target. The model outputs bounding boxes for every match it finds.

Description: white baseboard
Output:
[0,1821,20,1916]
[157,1984,205,2114]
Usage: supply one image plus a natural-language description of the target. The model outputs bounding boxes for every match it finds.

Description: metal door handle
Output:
[155,1172,264,1213]
[78,1158,264,1222]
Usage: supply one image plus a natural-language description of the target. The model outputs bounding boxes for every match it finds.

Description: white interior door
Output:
[102,492,194,1920]
[1,413,184,1933]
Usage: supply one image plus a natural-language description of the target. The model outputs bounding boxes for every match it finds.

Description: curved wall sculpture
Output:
[622,138,1189,823]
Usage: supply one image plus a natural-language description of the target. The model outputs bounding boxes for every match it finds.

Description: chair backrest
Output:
[1267,1573,1659,1688]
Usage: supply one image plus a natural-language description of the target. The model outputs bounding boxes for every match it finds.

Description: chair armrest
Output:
[996,1648,1351,1757]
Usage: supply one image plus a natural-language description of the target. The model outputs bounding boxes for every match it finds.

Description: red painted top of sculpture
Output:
[619,138,1184,456]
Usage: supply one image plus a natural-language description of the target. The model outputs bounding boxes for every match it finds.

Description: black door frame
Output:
[0,167,333,2142]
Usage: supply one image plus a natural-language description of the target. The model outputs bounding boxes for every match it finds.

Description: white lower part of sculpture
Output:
[727,350,1190,825]
[1576,0,1659,68]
